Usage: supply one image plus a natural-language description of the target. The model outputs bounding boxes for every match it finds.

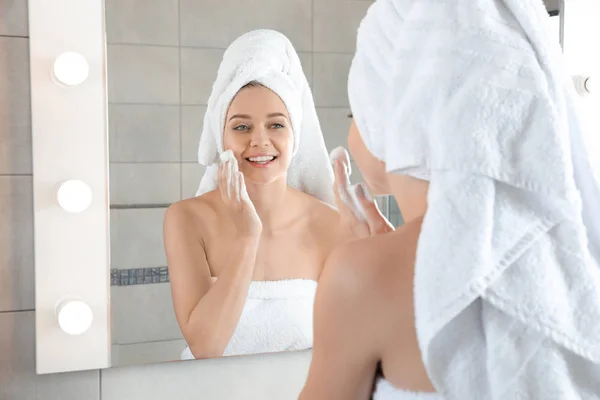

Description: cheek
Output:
[222,131,245,152]
[272,132,294,158]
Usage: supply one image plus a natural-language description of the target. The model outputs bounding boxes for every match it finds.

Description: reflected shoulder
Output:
[164,191,219,235]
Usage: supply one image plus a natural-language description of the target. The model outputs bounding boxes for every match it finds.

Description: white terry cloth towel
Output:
[373,378,442,400]
[180,279,317,359]
[195,29,335,206]
[348,0,600,398]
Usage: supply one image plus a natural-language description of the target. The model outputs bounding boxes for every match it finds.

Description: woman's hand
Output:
[218,154,262,238]
[331,147,394,239]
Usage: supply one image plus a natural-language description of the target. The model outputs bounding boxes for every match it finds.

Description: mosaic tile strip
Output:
[110,267,169,286]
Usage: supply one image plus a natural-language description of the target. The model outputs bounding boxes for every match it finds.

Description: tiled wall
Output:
[0,0,565,399]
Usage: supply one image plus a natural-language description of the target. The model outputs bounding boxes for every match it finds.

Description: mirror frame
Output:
[30,0,111,374]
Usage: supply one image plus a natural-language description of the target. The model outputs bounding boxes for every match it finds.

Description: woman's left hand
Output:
[332,154,394,239]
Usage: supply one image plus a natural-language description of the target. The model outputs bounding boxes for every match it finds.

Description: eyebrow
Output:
[228,112,289,121]
[228,114,251,121]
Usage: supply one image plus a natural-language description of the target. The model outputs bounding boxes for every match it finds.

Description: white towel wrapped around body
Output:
[195,29,335,206]
[348,0,600,398]
[181,279,317,359]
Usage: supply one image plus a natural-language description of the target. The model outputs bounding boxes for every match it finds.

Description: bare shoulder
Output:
[163,191,220,237]
[323,218,424,315]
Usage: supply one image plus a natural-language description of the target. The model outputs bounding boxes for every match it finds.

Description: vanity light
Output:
[56,300,94,335]
[56,180,93,213]
[53,51,90,86]
[574,75,594,96]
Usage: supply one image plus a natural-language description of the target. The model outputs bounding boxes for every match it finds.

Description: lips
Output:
[245,155,278,165]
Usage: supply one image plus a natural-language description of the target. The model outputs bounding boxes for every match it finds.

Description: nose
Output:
[249,125,270,148]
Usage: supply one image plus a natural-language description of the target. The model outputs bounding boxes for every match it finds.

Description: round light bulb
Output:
[57,180,92,213]
[56,300,93,335]
[573,75,594,96]
[53,52,90,86]
[584,76,594,94]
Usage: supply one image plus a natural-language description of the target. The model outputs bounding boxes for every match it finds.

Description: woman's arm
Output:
[299,244,382,400]
[164,202,260,359]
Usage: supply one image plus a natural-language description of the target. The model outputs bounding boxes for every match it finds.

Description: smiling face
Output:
[223,82,294,186]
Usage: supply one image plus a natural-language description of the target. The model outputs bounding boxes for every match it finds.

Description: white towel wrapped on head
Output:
[348,0,600,398]
[195,29,335,206]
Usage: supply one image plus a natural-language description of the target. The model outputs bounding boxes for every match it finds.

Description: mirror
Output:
[104,0,563,368]
[105,0,386,367]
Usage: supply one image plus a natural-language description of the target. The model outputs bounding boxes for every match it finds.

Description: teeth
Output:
[248,156,275,162]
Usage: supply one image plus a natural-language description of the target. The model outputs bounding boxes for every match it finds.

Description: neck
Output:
[387,174,429,223]
[245,176,290,231]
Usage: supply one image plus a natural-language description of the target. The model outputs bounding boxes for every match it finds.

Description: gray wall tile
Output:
[0,37,31,174]
[109,104,181,163]
[313,0,371,53]
[181,105,206,162]
[316,107,352,156]
[0,0,28,37]
[0,176,33,312]
[112,284,182,345]
[180,0,312,52]
[114,339,187,367]
[101,350,311,400]
[110,163,181,205]
[0,312,99,400]
[110,208,167,269]
[313,53,353,107]
[105,0,179,46]
[180,48,224,105]
[107,45,180,104]
[298,52,313,86]
[181,163,206,199]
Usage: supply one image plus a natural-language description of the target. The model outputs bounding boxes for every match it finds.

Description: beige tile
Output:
[0,0,28,37]
[313,0,371,53]
[105,0,179,45]
[316,107,352,156]
[0,37,31,174]
[110,208,167,269]
[112,284,183,345]
[113,339,187,367]
[179,0,312,51]
[0,177,33,312]
[110,163,181,205]
[180,48,224,105]
[101,350,311,400]
[181,163,207,199]
[109,104,181,163]
[0,311,99,400]
[181,105,206,162]
[107,45,180,104]
[313,53,353,107]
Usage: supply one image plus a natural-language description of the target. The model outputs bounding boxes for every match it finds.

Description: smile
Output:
[245,155,278,167]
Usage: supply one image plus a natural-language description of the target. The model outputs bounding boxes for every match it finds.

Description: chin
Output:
[243,171,286,186]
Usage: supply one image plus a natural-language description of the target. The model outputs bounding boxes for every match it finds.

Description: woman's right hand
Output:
[331,147,394,239]
[218,156,262,238]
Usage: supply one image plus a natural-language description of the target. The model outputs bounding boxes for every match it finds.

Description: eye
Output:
[233,124,250,131]
[271,123,285,129]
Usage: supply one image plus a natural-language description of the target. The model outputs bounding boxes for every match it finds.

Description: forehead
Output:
[227,85,289,117]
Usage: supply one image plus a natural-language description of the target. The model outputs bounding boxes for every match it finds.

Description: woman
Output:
[163,30,351,359]
[300,0,600,399]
